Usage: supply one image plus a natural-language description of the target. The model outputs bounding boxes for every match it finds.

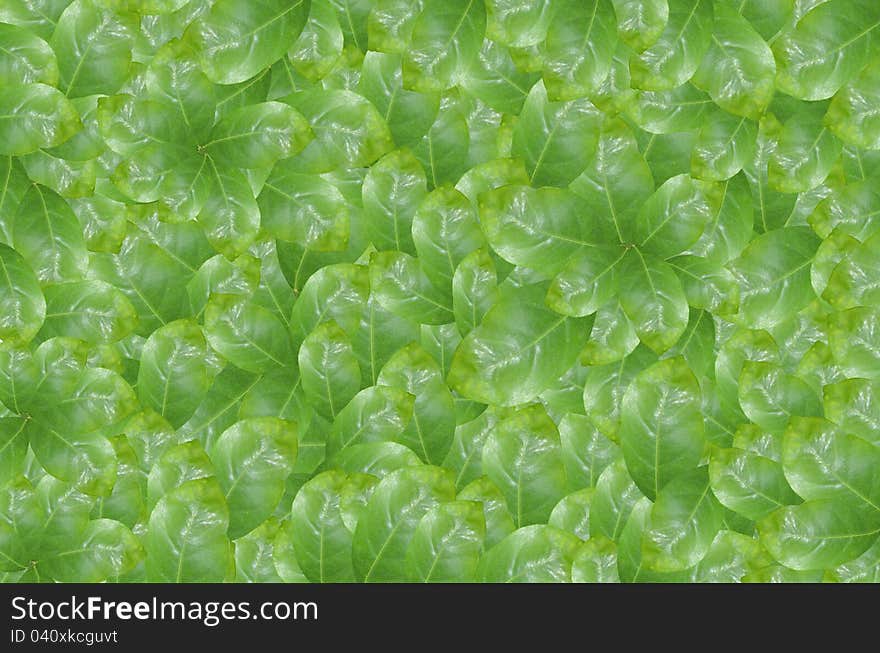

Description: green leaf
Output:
[406,500,485,581]
[823,379,880,447]
[572,535,619,582]
[289,263,370,345]
[290,470,377,582]
[0,22,58,86]
[541,0,616,101]
[569,118,654,245]
[362,148,427,254]
[448,283,591,405]
[412,93,471,188]
[579,301,639,365]
[0,477,44,571]
[709,447,802,521]
[332,442,422,478]
[298,321,361,420]
[772,0,880,101]
[636,174,718,259]
[738,361,822,433]
[211,417,298,538]
[234,519,284,582]
[620,356,705,499]
[367,0,426,53]
[549,488,593,540]
[618,249,689,354]
[591,458,645,542]
[730,227,820,329]
[782,417,880,511]
[510,80,601,186]
[13,183,88,284]
[452,248,499,335]
[640,467,724,572]
[369,250,454,324]
[145,478,234,582]
[138,320,218,429]
[823,230,880,309]
[358,51,440,146]
[482,405,567,527]
[258,165,350,252]
[691,5,775,120]
[203,102,312,170]
[0,244,46,349]
[41,518,143,582]
[826,60,880,151]
[480,185,600,276]
[759,499,880,570]
[457,476,515,548]
[39,280,137,344]
[0,83,80,156]
[668,255,739,315]
[559,414,620,491]
[204,294,295,372]
[402,0,487,93]
[352,465,456,581]
[611,0,668,52]
[690,112,758,182]
[477,524,581,582]
[629,0,713,91]
[377,343,456,465]
[828,307,880,381]
[284,88,394,172]
[185,0,311,84]
[289,0,345,81]
[144,37,216,143]
[51,0,137,97]
[768,104,843,193]
[196,163,261,259]
[327,385,415,460]
[412,186,486,290]
[461,40,539,114]
[546,248,625,318]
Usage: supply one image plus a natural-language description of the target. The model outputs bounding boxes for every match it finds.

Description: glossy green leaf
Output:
[327,385,415,460]
[629,0,713,91]
[145,478,234,582]
[204,294,295,372]
[211,417,297,538]
[406,500,485,581]
[710,447,802,521]
[448,283,591,405]
[298,321,361,420]
[362,148,427,254]
[290,470,377,582]
[618,249,689,354]
[402,0,487,93]
[511,81,600,186]
[185,0,311,84]
[541,0,616,101]
[352,465,456,581]
[759,499,880,570]
[826,60,880,151]
[0,83,79,156]
[482,405,567,527]
[477,524,580,582]
[203,101,312,169]
[620,356,705,499]
[51,0,137,97]
[691,5,775,120]
[730,227,820,328]
[772,0,880,101]
[611,0,668,52]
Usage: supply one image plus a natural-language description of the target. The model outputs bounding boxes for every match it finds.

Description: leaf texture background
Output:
[1,0,880,583]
